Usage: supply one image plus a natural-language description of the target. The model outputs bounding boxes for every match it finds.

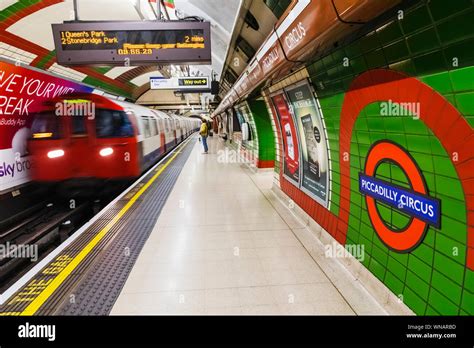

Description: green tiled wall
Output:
[234,99,276,165]
[264,0,292,19]
[347,105,468,315]
[235,102,258,161]
[303,0,474,315]
[269,98,282,175]
[248,100,276,162]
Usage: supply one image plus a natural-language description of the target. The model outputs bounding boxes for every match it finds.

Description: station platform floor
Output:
[110,136,394,315]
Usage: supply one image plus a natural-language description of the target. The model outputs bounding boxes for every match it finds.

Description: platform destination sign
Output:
[150,76,210,91]
[52,21,212,66]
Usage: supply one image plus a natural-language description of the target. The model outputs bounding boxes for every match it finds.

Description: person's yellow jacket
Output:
[200,123,208,137]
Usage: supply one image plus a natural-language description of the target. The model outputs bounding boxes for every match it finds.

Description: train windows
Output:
[31,112,61,139]
[96,109,134,138]
[150,118,158,136]
[71,116,87,135]
[143,117,151,138]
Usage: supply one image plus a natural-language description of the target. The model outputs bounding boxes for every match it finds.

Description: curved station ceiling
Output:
[0,0,241,104]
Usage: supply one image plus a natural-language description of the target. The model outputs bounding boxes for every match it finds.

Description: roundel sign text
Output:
[359,140,441,253]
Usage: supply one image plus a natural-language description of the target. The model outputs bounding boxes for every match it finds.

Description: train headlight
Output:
[99,147,114,157]
[47,149,65,159]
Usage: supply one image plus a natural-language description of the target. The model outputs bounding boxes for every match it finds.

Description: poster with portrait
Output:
[271,92,300,185]
[285,81,329,207]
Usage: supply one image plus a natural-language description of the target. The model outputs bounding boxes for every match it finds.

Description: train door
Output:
[69,114,93,178]
[168,115,178,145]
[142,114,161,167]
[180,119,185,142]
[158,117,166,153]
[165,118,174,148]
[151,110,166,156]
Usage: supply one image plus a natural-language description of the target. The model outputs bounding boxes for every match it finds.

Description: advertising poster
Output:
[235,105,246,126]
[0,60,93,192]
[236,103,252,142]
[271,93,300,185]
[285,81,329,207]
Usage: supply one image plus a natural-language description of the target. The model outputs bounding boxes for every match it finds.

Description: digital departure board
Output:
[52,21,211,66]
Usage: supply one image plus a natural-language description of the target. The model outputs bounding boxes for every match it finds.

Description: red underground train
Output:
[27,93,200,188]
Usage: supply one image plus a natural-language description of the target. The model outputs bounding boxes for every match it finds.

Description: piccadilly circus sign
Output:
[359,140,441,253]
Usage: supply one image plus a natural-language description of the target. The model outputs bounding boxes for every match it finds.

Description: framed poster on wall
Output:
[271,92,300,186]
[235,107,246,127]
[236,102,253,142]
[285,80,330,207]
[228,108,239,133]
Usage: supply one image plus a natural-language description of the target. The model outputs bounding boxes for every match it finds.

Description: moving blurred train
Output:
[27,93,200,188]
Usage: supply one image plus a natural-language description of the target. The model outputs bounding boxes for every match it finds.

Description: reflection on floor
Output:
[111,136,390,315]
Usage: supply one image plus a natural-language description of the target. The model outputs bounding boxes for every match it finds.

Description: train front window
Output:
[72,116,87,135]
[31,112,61,139]
[96,109,134,138]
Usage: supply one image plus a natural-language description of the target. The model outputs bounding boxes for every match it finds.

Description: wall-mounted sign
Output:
[271,92,300,186]
[285,81,329,207]
[150,77,210,91]
[178,77,209,88]
[359,140,441,252]
[52,21,212,66]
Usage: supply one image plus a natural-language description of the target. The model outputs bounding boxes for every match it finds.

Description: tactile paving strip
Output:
[53,139,196,315]
[0,138,196,316]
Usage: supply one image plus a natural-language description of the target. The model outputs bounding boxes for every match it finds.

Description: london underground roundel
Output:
[359,140,441,253]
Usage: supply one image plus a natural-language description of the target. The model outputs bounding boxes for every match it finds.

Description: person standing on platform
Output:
[200,119,209,154]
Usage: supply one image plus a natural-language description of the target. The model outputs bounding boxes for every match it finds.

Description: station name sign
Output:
[150,76,210,91]
[52,21,212,66]
[359,173,440,227]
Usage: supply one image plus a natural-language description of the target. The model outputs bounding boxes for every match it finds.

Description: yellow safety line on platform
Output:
[0,312,21,316]
[19,137,194,316]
